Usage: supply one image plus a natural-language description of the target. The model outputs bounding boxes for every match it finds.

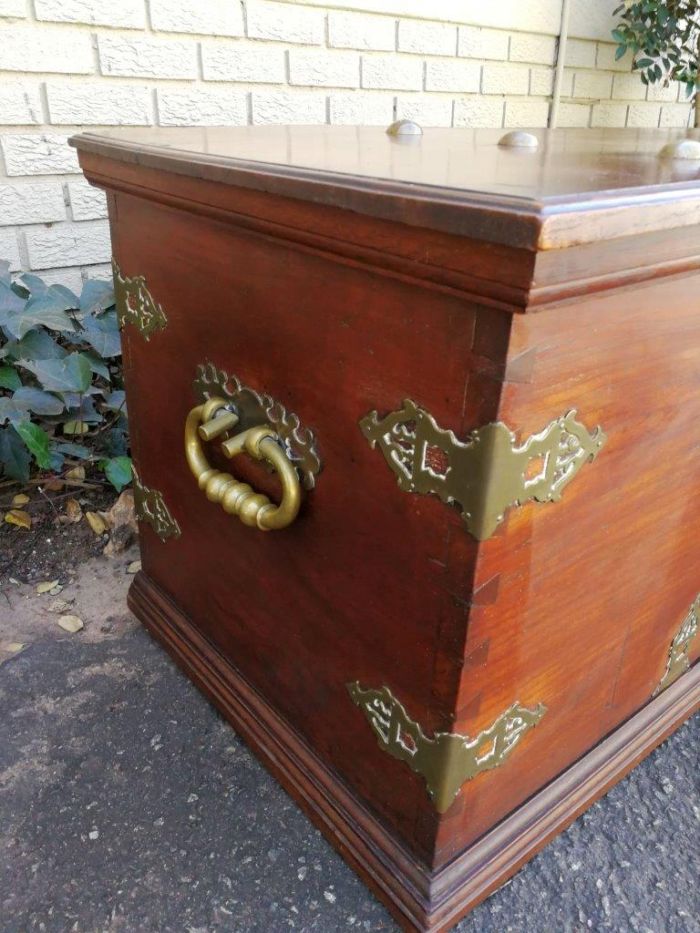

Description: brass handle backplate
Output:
[185,396,302,531]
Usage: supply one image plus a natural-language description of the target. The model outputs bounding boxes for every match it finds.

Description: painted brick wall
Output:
[0,0,694,287]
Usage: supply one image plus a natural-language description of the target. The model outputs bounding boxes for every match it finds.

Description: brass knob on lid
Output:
[386,119,423,137]
[498,131,539,150]
[659,138,700,161]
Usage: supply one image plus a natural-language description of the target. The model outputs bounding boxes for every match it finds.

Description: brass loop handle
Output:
[185,396,302,531]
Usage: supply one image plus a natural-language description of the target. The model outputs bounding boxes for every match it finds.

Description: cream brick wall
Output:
[0,0,694,282]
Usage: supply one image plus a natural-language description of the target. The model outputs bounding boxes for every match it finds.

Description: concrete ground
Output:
[0,553,698,933]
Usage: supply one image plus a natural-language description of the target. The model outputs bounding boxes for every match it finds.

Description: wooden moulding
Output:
[76,152,700,315]
[128,571,700,933]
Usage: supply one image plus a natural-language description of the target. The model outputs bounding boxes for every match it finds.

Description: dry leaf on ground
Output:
[64,499,83,523]
[36,579,60,594]
[47,598,72,613]
[57,614,84,633]
[5,509,32,530]
[43,477,64,492]
[65,466,86,481]
[49,585,63,596]
[126,560,142,574]
[11,493,30,507]
[103,490,138,556]
[85,511,107,535]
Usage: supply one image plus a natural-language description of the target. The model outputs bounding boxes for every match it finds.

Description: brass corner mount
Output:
[112,259,167,340]
[653,594,699,696]
[360,400,606,540]
[348,682,546,813]
[133,466,180,542]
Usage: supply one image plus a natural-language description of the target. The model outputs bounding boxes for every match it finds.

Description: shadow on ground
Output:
[1,575,698,932]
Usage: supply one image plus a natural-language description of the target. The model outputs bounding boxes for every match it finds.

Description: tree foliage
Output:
[613,1,699,103]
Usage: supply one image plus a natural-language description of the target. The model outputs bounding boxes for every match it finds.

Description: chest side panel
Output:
[434,271,700,863]
[110,189,511,862]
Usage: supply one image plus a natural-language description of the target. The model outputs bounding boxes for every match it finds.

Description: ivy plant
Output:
[0,260,131,491]
[613,1,699,125]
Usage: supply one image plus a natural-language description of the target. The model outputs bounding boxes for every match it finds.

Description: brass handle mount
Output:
[185,396,302,530]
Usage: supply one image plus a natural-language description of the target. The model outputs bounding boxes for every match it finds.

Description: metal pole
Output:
[550,0,572,128]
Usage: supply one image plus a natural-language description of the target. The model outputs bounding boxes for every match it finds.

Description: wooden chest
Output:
[71,125,700,931]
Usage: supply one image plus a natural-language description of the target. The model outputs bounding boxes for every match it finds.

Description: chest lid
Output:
[71,125,700,251]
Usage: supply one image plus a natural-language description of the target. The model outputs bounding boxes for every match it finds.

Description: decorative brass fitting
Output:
[360,400,606,540]
[133,466,180,542]
[653,594,699,695]
[348,682,546,813]
[112,259,167,340]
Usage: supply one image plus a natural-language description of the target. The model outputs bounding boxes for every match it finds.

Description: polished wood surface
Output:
[71,128,700,249]
[72,126,700,931]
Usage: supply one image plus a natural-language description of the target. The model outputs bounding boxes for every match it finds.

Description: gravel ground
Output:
[0,561,698,933]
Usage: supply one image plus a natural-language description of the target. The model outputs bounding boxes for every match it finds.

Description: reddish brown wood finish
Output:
[72,127,700,931]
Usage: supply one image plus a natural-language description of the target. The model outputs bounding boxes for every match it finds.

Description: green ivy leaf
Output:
[103,389,126,412]
[48,283,80,306]
[80,279,115,316]
[81,310,121,358]
[0,280,25,315]
[83,351,111,381]
[4,329,67,361]
[19,352,92,393]
[16,272,48,297]
[102,455,132,492]
[0,395,31,425]
[62,395,102,424]
[22,293,77,331]
[14,420,52,469]
[0,364,21,390]
[54,441,90,458]
[12,387,64,416]
[1,304,74,340]
[0,424,31,482]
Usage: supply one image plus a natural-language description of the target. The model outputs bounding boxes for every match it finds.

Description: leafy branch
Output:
[612,0,699,123]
